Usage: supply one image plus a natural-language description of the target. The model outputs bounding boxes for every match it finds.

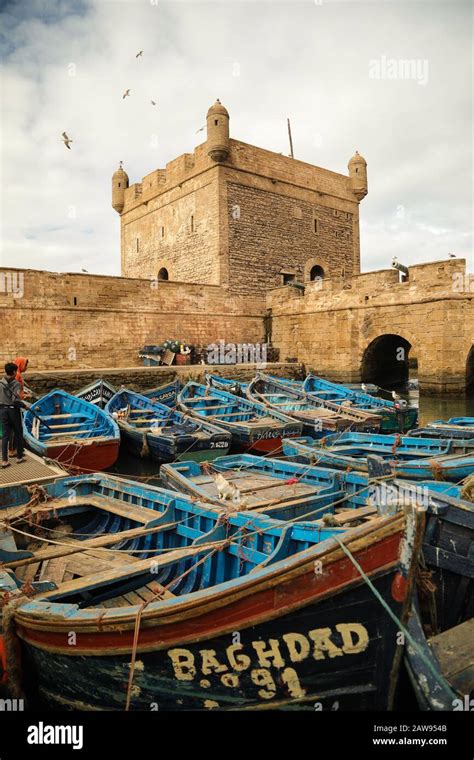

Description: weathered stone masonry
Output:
[1,100,472,394]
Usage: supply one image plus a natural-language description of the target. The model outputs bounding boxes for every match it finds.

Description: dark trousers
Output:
[0,407,24,461]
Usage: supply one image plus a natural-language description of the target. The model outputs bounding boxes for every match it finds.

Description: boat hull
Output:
[118,426,230,464]
[16,524,414,711]
[28,438,120,474]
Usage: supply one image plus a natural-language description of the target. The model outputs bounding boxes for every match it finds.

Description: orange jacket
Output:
[13,357,28,398]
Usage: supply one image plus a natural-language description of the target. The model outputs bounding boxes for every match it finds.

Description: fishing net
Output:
[461,474,474,502]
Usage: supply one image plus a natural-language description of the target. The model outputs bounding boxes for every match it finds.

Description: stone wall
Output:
[226,180,355,295]
[267,259,474,394]
[24,362,304,397]
[118,134,362,295]
[121,149,221,285]
[0,268,266,370]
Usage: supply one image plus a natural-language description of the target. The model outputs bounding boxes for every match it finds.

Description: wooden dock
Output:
[0,450,65,488]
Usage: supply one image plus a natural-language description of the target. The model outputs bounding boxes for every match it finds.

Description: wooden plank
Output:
[146,580,176,599]
[331,506,377,525]
[40,414,89,420]
[1,494,166,528]
[36,540,225,599]
[41,556,69,586]
[2,522,177,570]
[429,618,474,694]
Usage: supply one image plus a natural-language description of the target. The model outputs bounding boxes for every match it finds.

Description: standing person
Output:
[9,357,30,455]
[13,357,29,399]
[0,362,29,468]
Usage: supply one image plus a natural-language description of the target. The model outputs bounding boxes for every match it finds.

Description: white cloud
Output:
[0,0,472,275]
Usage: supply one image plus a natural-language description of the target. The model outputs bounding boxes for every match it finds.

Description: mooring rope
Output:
[333,535,457,700]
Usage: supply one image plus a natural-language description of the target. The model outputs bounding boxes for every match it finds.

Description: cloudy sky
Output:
[0,0,472,275]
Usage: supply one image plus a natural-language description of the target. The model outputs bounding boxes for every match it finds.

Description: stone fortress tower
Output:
[113,100,368,294]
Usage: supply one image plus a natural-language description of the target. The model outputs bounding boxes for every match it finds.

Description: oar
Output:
[8,387,54,432]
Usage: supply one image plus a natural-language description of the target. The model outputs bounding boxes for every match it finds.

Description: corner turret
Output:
[112,161,129,214]
[348,151,368,202]
[206,99,230,163]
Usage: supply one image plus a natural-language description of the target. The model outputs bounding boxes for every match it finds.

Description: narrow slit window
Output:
[313,219,319,234]
[73,297,78,306]
[161,226,165,238]
[136,238,140,252]
[190,215,194,233]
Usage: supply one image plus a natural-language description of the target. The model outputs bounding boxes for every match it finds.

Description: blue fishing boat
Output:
[0,472,422,710]
[409,426,474,442]
[282,434,474,481]
[204,372,248,396]
[75,378,117,409]
[105,389,231,463]
[303,374,418,433]
[23,390,120,473]
[246,373,382,435]
[140,379,180,406]
[178,382,302,453]
[162,453,474,702]
[426,417,474,434]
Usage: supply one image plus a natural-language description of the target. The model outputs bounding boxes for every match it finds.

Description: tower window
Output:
[118,183,121,188]
[310,265,325,281]
[161,226,165,238]
[136,238,140,252]
[158,268,169,281]
[313,219,319,234]
[190,215,194,233]
[214,120,218,126]
[282,273,295,285]
[73,297,78,306]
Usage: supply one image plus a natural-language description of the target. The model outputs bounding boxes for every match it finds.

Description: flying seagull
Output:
[123,89,131,99]
[195,125,205,134]
[81,268,88,273]
[449,253,456,258]
[136,50,143,58]
[62,132,72,149]
[151,100,157,106]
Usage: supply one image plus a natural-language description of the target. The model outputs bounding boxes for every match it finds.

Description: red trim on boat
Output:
[17,532,403,653]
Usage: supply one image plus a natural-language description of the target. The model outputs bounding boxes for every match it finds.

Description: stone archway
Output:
[361,334,412,388]
[466,345,474,397]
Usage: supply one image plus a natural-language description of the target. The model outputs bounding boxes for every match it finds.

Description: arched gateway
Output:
[361,334,412,388]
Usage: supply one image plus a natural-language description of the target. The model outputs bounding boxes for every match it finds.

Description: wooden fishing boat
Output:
[409,426,474,442]
[426,417,474,434]
[161,456,350,520]
[204,372,248,396]
[23,390,120,473]
[75,379,117,409]
[282,434,474,481]
[303,374,418,433]
[246,373,381,436]
[105,389,231,463]
[178,382,302,454]
[140,379,180,406]
[405,596,474,710]
[363,456,474,709]
[162,453,474,619]
[0,473,423,710]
